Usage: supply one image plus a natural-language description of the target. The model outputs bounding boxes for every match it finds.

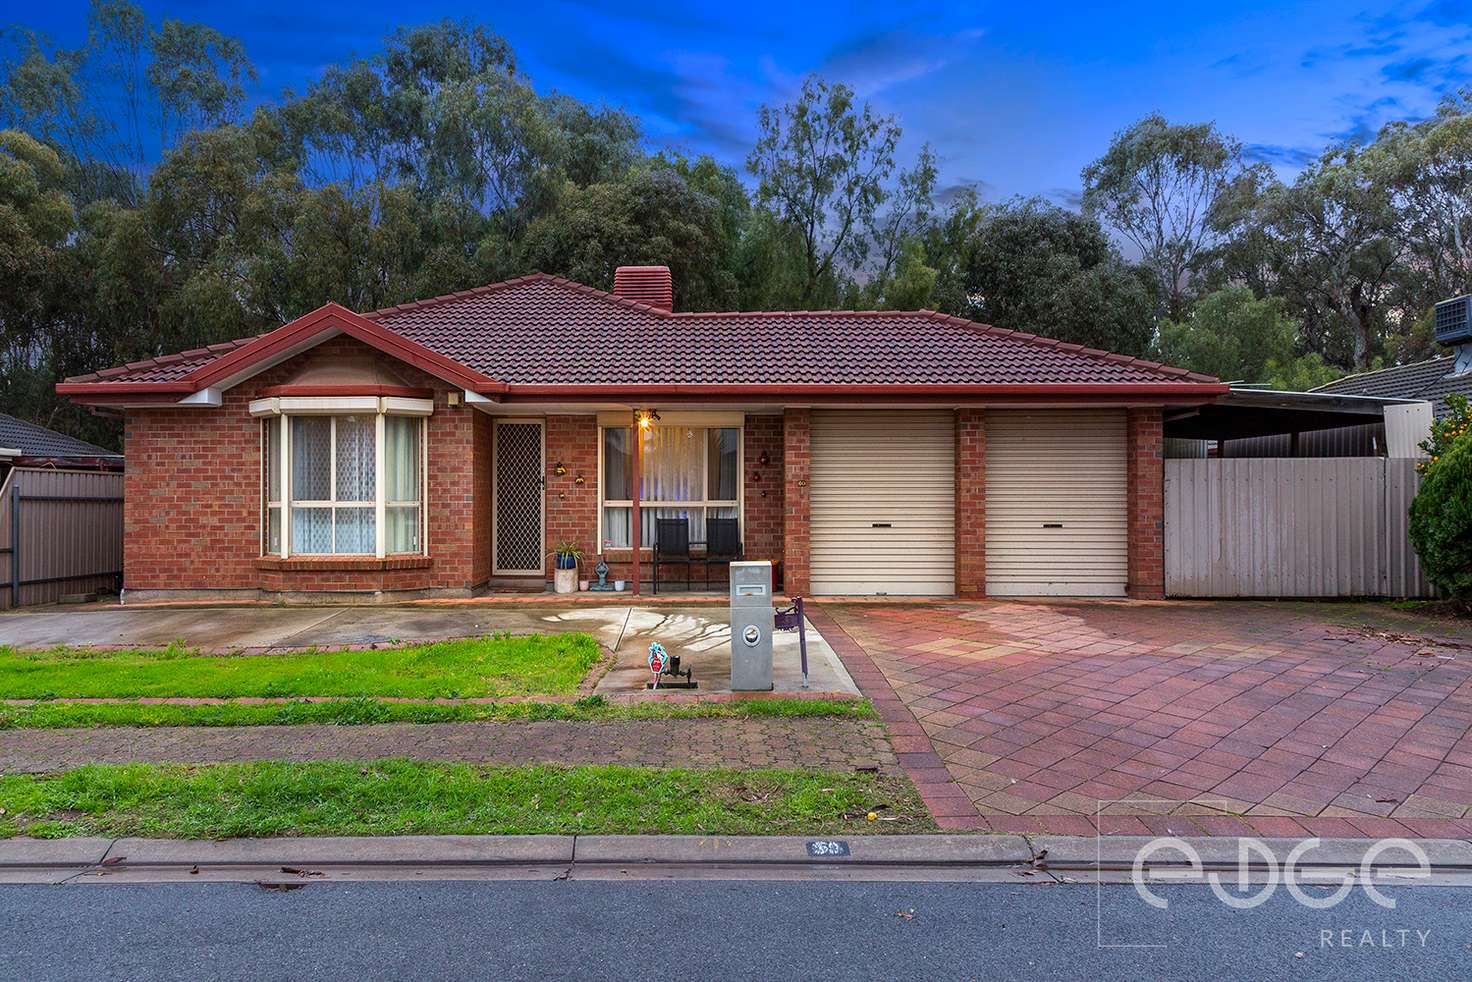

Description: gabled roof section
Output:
[58,302,505,402]
[58,273,1226,405]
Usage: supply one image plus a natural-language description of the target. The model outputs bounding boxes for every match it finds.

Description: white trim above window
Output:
[250,395,434,417]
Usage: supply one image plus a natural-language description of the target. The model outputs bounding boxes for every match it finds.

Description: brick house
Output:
[58,266,1226,602]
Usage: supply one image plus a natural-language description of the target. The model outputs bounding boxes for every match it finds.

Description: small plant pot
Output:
[554,567,578,594]
[614,579,626,591]
[579,579,590,592]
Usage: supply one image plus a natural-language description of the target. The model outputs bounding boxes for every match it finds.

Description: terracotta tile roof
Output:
[363,274,1215,386]
[64,273,1219,389]
[64,336,262,384]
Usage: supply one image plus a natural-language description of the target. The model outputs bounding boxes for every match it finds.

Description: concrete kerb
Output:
[103,835,576,867]
[572,834,1033,866]
[4,834,1467,877]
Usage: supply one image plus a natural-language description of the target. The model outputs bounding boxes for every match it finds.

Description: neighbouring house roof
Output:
[0,413,121,462]
[58,273,1228,406]
[1313,356,1472,419]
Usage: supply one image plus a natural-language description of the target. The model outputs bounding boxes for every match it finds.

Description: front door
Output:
[493,419,545,575]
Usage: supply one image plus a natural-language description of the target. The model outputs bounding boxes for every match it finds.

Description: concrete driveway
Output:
[816,599,1472,837]
[0,604,858,696]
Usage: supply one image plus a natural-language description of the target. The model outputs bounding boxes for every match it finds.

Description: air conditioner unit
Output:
[1433,295,1472,345]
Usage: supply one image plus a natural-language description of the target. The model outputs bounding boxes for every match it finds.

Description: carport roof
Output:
[1164,385,1426,441]
[59,273,1228,405]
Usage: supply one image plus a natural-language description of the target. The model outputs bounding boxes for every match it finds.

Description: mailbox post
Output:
[728,560,774,691]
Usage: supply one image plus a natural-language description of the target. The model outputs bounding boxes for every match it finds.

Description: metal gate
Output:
[493,420,545,575]
[0,467,124,608]
[1164,458,1434,598]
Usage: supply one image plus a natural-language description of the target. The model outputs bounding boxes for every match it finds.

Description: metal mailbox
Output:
[728,560,774,691]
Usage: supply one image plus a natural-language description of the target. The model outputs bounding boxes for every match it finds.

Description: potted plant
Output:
[551,541,582,595]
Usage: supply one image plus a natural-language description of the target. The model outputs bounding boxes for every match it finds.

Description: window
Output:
[600,424,740,549]
[261,413,425,557]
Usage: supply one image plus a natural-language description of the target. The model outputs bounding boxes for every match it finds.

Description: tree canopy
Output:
[3,2,1471,449]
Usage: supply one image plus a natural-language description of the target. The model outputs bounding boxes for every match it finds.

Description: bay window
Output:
[257,401,428,558]
[600,419,741,549]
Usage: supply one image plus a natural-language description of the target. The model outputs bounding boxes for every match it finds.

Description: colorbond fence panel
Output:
[1164,458,1434,598]
[0,467,123,609]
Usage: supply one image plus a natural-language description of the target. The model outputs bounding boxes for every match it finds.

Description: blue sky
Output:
[13,0,1472,204]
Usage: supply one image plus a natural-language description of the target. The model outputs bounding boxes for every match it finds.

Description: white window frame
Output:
[596,413,743,552]
[254,396,431,560]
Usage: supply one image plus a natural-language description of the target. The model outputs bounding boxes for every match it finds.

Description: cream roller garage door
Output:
[810,411,955,595]
[985,410,1127,596]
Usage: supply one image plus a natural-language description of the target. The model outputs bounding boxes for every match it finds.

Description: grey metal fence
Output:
[0,467,124,609]
[1164,457,1435,598]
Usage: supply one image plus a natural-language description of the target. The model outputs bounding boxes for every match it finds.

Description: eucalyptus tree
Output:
[1082,114,1260,318]
[747,75,901,305]
[1250,145,1405,369]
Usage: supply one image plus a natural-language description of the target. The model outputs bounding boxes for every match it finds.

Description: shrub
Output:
[1417,393,1471,475]
[1409,427,1472,603]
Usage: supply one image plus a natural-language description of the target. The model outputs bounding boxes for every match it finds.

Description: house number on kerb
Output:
[806,840,850,858]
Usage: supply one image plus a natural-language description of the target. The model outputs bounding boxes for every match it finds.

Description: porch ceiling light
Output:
[636,409,661,430]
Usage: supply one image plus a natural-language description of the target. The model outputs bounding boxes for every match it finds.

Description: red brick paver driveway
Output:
[812,600,1472,838]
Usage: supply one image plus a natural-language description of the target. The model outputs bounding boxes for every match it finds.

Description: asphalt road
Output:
[2,880,1467,980]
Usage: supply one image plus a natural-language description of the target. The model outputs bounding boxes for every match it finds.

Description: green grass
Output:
[0,761,931,838]
[0,634,601,700]
[0,695,877,728]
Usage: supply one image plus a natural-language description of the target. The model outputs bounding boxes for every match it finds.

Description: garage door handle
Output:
[871,522,892,528]
[1042,523,1063,528]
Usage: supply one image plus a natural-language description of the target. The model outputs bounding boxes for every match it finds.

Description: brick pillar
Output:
[955,409,986,597]
[783,408,811,596]
[1127,407,1165,599]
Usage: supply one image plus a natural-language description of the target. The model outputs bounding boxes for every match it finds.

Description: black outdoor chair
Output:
[703,517,743,589]
[652,517,695,594]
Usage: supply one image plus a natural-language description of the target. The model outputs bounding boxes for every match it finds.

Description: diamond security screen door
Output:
[494,420,545,574]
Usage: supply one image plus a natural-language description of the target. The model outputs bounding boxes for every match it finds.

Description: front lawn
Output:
[0,695,876,728]
[1,761,931,838]
[0,634,600,700]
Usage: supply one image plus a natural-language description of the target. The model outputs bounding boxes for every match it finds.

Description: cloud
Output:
[1381,52,1470,91]
[1243,143,1319,168]
[1210,51,1269,79]
[817,26,986,99]
[1048,187,1084,211]
[935,178,990,207]
[1383,56,1438,82]
[1418,0,1472,27]
[1300,39,1403,70]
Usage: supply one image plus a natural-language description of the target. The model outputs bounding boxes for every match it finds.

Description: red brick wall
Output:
[743,414,784,570]
[543,415,600,581]
[124,405,261,592]
[122,336,485,598]
[472,411,494,584]
[1127,407,1165,599]
[955,408,986,597]
[782,408,811,596]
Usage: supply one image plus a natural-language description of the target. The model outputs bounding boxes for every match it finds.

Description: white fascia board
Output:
[178,387,223,407]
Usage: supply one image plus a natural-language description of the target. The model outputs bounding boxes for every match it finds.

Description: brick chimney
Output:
[612,266,673,312]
